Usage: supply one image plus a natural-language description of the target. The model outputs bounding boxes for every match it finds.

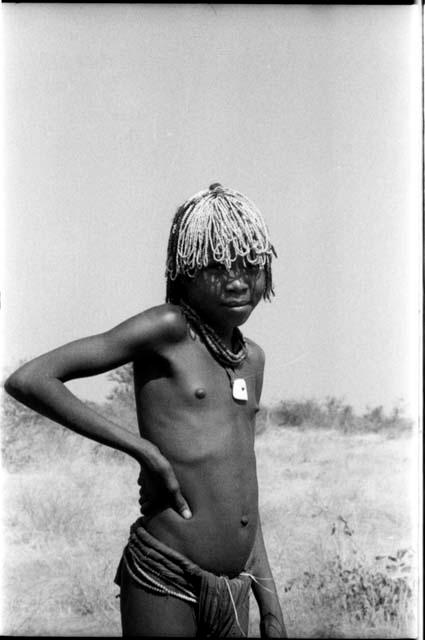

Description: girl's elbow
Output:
[5,373,25,399]
[4,369,39,401]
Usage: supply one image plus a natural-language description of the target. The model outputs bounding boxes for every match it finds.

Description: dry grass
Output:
[250,426,418,637]
[2,432,139,636]
[1,410,419,637]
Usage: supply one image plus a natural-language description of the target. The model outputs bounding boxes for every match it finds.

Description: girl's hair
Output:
[165,183,276,304]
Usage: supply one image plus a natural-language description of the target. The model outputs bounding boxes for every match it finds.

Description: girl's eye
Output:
[208,262,226,271]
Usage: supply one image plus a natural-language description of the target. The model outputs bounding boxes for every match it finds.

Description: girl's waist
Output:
[137,509,258,578]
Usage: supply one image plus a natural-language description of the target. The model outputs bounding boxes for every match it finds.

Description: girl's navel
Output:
[195,388,206,399]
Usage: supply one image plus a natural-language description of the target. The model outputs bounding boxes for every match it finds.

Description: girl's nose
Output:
[226,272,249,292]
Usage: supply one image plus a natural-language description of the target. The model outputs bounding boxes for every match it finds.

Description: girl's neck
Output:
[179,301,247,366]
[208,323,234,351]
[183,301,235,349]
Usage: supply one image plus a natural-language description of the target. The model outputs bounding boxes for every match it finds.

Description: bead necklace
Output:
[180,301,248,401]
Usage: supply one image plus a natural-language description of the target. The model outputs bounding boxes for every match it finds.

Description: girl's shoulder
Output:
[244,337,265,368]
[125,303,187,348]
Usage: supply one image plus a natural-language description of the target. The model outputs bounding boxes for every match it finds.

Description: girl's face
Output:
[182,257,266,331]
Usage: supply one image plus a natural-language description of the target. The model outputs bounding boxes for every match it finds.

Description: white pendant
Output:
[232,378,248,401]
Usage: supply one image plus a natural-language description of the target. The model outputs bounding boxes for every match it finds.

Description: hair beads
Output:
[165,184,276,304]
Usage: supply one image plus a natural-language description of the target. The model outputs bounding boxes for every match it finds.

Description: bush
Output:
[294,553,413,627]
[269,397,412,434]
[1,388,59,471]
[106,364,136,411]
[271,399,324,426]
[0,386,131,472]
[284,516,415,636]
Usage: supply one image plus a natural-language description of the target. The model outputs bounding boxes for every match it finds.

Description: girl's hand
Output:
[260,613,287,638]
[137,450,192,520]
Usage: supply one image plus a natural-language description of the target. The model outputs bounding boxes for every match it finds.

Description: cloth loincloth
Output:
[115,519,252,638]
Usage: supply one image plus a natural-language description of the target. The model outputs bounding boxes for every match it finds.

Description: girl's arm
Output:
[248,521,287,638]
[4,304,192,519]
[249,342,287,637]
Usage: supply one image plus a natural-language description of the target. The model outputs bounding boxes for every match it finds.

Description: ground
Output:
[1,418,418,638]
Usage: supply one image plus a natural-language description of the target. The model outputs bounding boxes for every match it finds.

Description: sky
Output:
[2,3,422,416]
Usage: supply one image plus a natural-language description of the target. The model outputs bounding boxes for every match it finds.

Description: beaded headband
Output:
[165,183,276,304]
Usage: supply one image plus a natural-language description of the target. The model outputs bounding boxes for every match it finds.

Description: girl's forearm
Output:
[4,330,192,519]
[4,373,155,463]
[249,520,286,628]
[251,561,281,618]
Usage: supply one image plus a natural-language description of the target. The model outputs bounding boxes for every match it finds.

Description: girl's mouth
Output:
[222,300,251,308]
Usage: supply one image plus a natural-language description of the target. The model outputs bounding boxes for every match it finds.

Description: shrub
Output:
[294,553,413,627]
[269,397,413,434]
[106,364,136,411]
[284,516,415,635]
[361,404,412,433]
[1,387,65,472]
[271,399,324,426]
[1,386,129,472]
